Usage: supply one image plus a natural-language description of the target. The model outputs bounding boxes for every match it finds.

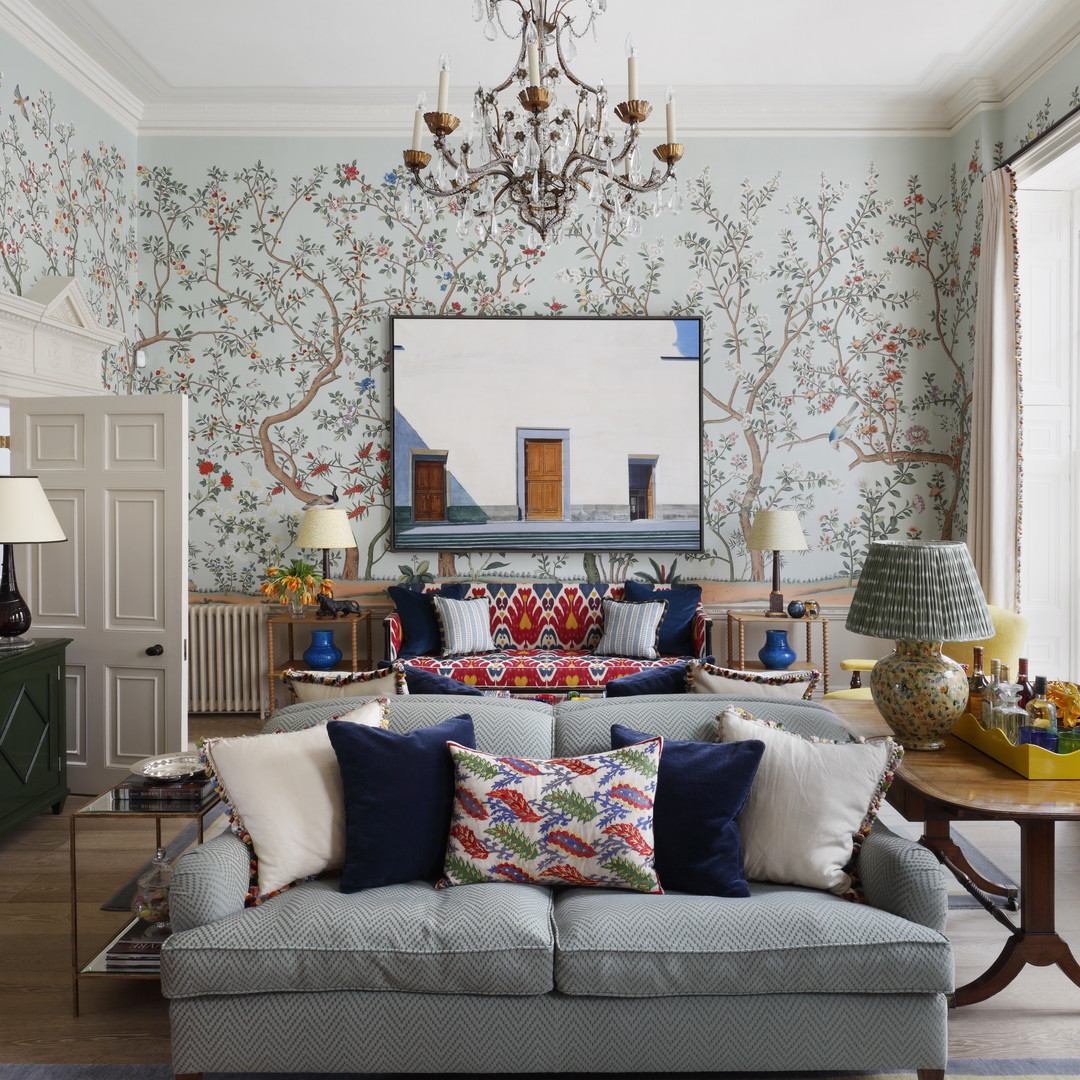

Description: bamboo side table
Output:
[267,611,373,714]
[724,610,830,695]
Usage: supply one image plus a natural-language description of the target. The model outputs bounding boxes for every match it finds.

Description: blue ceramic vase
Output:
[303,629,342,670]
[758,628,796,671]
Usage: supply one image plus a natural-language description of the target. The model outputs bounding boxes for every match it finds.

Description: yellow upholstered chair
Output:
[822,604,1030,701]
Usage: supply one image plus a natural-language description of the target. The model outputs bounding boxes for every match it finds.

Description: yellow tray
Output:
[952,713,1080,779]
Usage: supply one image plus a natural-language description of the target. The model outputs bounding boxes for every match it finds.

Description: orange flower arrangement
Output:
[260,558,332,610]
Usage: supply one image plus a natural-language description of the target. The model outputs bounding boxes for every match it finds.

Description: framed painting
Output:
[390,315,703,552]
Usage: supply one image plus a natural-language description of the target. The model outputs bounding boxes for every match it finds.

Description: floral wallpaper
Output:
[2,42,1078,599]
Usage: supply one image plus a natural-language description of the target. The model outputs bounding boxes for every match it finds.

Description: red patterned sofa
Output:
[383,581,712,694]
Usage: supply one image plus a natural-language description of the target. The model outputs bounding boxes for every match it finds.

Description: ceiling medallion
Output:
[400,0,683,243]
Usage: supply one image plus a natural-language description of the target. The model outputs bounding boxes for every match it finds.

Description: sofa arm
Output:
[859,821,949,934]
[383,611,403,663]
[168,832,251,931]
[692,608,713,658]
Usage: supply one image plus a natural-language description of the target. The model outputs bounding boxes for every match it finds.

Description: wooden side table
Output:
[724,610,830,694]
[267,611,373,715]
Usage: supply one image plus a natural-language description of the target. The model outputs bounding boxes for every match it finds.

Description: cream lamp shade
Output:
[746,510,808,615]
[845,540,994,751]
[745,510,809,553]
[295,507,357,583]
[0,476,67,649]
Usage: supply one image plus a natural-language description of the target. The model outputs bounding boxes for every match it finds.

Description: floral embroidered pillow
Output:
[440,738,663,893]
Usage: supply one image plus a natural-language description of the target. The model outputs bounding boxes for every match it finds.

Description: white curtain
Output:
[969,166,1021,609]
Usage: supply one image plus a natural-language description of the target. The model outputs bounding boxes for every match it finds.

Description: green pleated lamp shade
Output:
[845,540,994,643]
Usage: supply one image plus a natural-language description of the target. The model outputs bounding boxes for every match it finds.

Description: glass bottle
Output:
[992,682,1026,744]
[981,659,1001,730]
[1021,675,1058,752]
[131,846,172,934]
[967,645,989,717]
[1016,656,1033,708]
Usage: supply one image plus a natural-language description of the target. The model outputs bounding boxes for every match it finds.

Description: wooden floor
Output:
[0,712,1078,1066]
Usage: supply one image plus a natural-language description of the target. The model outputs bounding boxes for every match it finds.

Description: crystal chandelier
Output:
[400,0,683,243]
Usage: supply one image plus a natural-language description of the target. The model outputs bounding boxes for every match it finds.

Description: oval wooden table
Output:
[829,698,1080,1007]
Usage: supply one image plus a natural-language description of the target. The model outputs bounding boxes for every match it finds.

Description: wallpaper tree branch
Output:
[1,66,1076,596]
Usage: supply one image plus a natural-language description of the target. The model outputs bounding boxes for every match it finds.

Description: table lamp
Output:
[845,540,994,751]
[0,476,67,650]
[295,506,357,585]
[746,510,808,615]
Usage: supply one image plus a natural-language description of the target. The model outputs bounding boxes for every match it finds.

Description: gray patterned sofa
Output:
[162,694,951,1080]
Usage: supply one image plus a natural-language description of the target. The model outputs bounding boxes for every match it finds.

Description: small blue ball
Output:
[786,600,806,618]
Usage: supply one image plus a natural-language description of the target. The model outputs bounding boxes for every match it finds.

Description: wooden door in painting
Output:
[413,459,446,521]
[525,439,562,520]
[628,461,655,520]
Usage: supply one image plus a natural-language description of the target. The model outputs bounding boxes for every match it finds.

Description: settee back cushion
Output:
[268,694,555,758]
[467,581,623,652]
[553,695,849,757]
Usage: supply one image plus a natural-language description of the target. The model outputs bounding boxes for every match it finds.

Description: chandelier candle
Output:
[437,53,451,113]
[626,35,638,100]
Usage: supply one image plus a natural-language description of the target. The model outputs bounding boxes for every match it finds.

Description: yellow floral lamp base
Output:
[870,640,969,751]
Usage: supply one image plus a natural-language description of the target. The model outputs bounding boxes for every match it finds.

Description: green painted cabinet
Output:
[0,638,71,837]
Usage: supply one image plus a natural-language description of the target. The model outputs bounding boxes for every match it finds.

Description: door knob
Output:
[145,644,164,656]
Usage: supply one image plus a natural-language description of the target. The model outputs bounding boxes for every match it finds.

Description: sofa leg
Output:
[917,1069,944,1080]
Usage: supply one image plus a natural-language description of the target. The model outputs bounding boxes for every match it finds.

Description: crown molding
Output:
[0,0,142,133]
[4,0,1080,141]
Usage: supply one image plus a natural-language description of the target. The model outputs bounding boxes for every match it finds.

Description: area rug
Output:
[2,1063,1078,1079]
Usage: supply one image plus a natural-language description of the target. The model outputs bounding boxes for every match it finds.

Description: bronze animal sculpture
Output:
[316,592,364,618]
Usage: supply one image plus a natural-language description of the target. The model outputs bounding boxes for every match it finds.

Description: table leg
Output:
[921,820,1018,905]
[951,819,1080,1007]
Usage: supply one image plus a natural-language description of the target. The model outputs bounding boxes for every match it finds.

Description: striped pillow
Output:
[432,595,495,656]
[593,598,667,660]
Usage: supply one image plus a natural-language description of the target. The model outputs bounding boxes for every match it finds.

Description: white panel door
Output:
[10,395,189,794]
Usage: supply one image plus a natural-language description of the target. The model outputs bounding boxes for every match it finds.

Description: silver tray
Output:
[131,752,206,782]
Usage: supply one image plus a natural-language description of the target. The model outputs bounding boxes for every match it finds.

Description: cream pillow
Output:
[282,666,406,701]
[718,706,901,896]
[689,660,819,699]
[202,698,388,899]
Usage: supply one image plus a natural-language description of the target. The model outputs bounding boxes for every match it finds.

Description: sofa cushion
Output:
[440,739,662,893]
[163,878,555,998]
[404,666,489,695]
[687,660,819,699]
[433,595,495,655]
[388,582,470,658]
[611,724,763,897]
[328,713,476,891]
[484,581,615,651]
[719,706,902,896]
[401,651,688,692]
[622,580,702,655]
[594,598,666,660]
[282,666,406,701]
[202,699,388,901]
[551,884,952,998]
[604,662,688,697]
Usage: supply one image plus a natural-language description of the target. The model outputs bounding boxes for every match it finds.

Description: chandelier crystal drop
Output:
[400,0,683,242]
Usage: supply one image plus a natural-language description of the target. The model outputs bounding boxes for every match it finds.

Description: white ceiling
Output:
[9,0,1080,135]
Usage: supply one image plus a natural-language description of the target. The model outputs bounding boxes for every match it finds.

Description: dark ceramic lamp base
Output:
[0,542,35,650]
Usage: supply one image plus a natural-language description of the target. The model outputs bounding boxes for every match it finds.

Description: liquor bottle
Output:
[1016,657,1033,708]
[1021,675,1058,752]
[967,646,989,716]
[993,682,1026,744]
[981,659,1001,729]
[990,664,1011,733]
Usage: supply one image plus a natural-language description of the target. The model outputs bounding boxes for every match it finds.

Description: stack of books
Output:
[111,773,215,811]
[105,923,164,972]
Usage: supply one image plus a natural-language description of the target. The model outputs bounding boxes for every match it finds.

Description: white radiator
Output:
[189,603,269,716]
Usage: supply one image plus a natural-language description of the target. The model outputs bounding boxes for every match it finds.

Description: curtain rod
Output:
[1002,101,1080,167]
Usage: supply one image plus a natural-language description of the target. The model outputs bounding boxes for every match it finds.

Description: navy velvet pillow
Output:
[328,713,476,891]
[388,583,470,658]
[404,666,486,696]
[623,580,702,655]
[610,723,764,897]
[604,662,688,697]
